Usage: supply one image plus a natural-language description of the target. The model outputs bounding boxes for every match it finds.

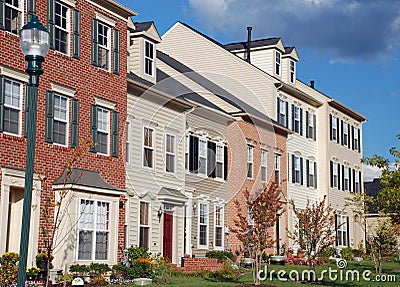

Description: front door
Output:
[163,212,173,262]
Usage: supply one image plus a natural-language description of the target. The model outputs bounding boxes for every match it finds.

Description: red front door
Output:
[163,212,173,261]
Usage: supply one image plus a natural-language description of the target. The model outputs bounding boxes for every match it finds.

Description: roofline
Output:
[103,0,137,16]
[186,99,235,121]
[127,75,195,109]
[328,100,368,122]
[276,82,323,108]
[231,112,292,135]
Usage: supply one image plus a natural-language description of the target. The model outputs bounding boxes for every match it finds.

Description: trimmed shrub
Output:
[205,250,234,261]
[127,246,151,261]
[341,247,354,261]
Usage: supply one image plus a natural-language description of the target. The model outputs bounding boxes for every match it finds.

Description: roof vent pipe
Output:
[246,26,252,63]
[310,80,315,89]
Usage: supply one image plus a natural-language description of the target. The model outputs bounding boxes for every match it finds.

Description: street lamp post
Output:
[17,14,50,287]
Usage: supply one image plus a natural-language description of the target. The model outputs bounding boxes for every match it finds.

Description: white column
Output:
[0,184,11,255]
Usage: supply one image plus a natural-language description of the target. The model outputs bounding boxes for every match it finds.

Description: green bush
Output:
[210,260,241,279]
[0,252,19,287]
[127,259,154,279]
[352,249,365,258]
[69,264,90,275]
[321,247,336,261]
[59,273,73,284]
[205,250,234,261]
[127,246,151,261]
[89,263,111,275]
[341,247,353,261]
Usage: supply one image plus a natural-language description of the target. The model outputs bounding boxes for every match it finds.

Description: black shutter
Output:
[0,76,4,132]
[113,28,120,74]
[224,145,228,180]
[112,111,119,157]
[337,164,341,190]
[358,128,361,152]
[285,102,289,128]
[72,9,81,59]
[314,162,317,188]
[336,118,340,143]
[47,0,55,49]
[347,123,351,148]
[359,171,362,192]
[330,161,333,188]
[277,98,280,124]
[189,135,198,173]
[313,114,316,141]
[45,91,54,143]
[348,167,352,191]
[306,159,310,187]
[341,120,344,146]
[352,169,356,192]
[26,0,35,22]
[0,0,5,30]
[291,104,295,131]
[335,214,338,246]
[300,108,303,136]
[342,165,345,191]
[346,217,350,247]
[207,141,216,178]
[90,104,98,152]
[300,157,303,185]
[306,111,309,138]
[70,98,79,147]
[351,126,355,150]
[329,114,333,141]
[291,154,295,183]
[92,18,99,66]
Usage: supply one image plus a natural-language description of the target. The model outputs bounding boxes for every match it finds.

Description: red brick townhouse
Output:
[0,0,135,270]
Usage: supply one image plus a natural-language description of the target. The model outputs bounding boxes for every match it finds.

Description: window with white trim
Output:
[293,106,300,133]
[343,121,349,146]
[198,138,207,175]
[97,21,110,70]
[96,107,109,155]
[307,112,315,140]
[290,60,295,83]
[247,145,253,178]
[308,161,315,188]
[165,133,176,173]
[125,122,130,163]
[55,1,69,54]
[3,78,22,135]
[294,156,300,184]
[354,128,359,152]
[331,115,337,141]
[337,215,348,247]
[354,170,360,193]
[278,98,287,126]
[214,206,224,248]
[344,166,350,191]
[144,41,154,76]
[198,202,208,247]
[5,0,22,35]
[216,144,224,179]
[185,134,189,171]
[274,154,281,185]
[275,51,281,76]
[78,199,110,260]
[53,94,69,145]
[261,149,267,182]
[139,201,150,249]
[143,126,154,168]
[333,162,339,188]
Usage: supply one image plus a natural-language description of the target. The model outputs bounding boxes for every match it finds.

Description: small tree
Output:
[231,182,284,286]
[290,196,337,274]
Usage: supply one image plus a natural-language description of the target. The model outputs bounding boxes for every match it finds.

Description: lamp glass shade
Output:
[20,28,50,57]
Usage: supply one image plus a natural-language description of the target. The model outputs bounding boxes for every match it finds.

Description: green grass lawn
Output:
[140,260,400,287]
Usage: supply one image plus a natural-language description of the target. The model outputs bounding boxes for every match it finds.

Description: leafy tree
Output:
[363,135,400,224]
[290,196,337,274]
[231,182,284,286]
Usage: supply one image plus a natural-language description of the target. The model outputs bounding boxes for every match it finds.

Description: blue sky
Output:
[120,0,400,167]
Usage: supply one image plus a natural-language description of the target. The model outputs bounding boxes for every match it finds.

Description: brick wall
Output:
[182,258,224,272]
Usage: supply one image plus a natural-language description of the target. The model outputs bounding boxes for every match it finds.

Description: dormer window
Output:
[275,51,281,76]
[290,60,295,83]
[144,40,154,76]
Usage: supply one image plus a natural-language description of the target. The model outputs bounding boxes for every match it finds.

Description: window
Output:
[214,206,223,249]
[3,78,22,135]
[247,145,253,178]
[139,201,150,249]
[53,94,68,145]
[125,122,130,163]
[342,121,349,147]
[306,111,316,140]
[336,215,348,247]
[144,41,154,76]
[353,127,360,152]
[293,106,300,133]
[165,134,176,173]
[97,21,110,70]
[331,115,338,142]
[306,160,317,188]
[216,144,224,179]
[275,51,281,76]
[198,203,208,247]
[198,138,207,175]
[343,166,350,191]
[277,98,287,127]
[293,156,301,184]
[143,127,154,168]
[274,154,281,185]
[185,134,189,171]
[96,107,109,155]
[55,1,69,54]
[331,162,339,188]
[354,170,360,193]
[290,60,295,83]
[78,199,110,260]
[261,149,267,182]
[5,0,22,34]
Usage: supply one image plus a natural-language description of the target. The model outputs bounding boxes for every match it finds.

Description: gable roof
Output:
[223,38,281,51]
[131,21,162,43]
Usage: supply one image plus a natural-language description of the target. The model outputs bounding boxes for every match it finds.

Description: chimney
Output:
[246,26,252,63]
[310,80,315,89]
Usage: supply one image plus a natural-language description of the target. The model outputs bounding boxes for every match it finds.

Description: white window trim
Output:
[3,78,23,137]
[138,200,151,249]
[54,0,71,55]
[76,198,111,262]
[308,112,314,138]
[198,138,207,177]
[214,205,224,250]
[294,156,300,184]
[144,40,155,77]
[275,51,281,76]
[261,149,267,182]
[354,128,359,151]
[95,12,116,27]
[4,0,24,35]
[97,21,111,71]
[198,202,209,249]
[185,134,189,172]
[215,144,224,180]
[333,162,339,188]
[290,60,295,83]
[247,145,254,179]
[53,93,70,147]
[96,107,110,156]
[344,166,350,191]
[275,153,281,184]
[142,126,155,169]
[337,214,348,247]
[0,66,29,83]
[355,170,360,192]
[332,115,337,141]
[294,106,300,133]
[94,96,116,110]
[165,133,176,174]
[309,161,315,188]
[343,122,349,146]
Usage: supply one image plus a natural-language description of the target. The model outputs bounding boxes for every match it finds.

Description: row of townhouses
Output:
[0,0,366,271]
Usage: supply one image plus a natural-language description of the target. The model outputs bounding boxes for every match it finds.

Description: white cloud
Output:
[363,164,382,182]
